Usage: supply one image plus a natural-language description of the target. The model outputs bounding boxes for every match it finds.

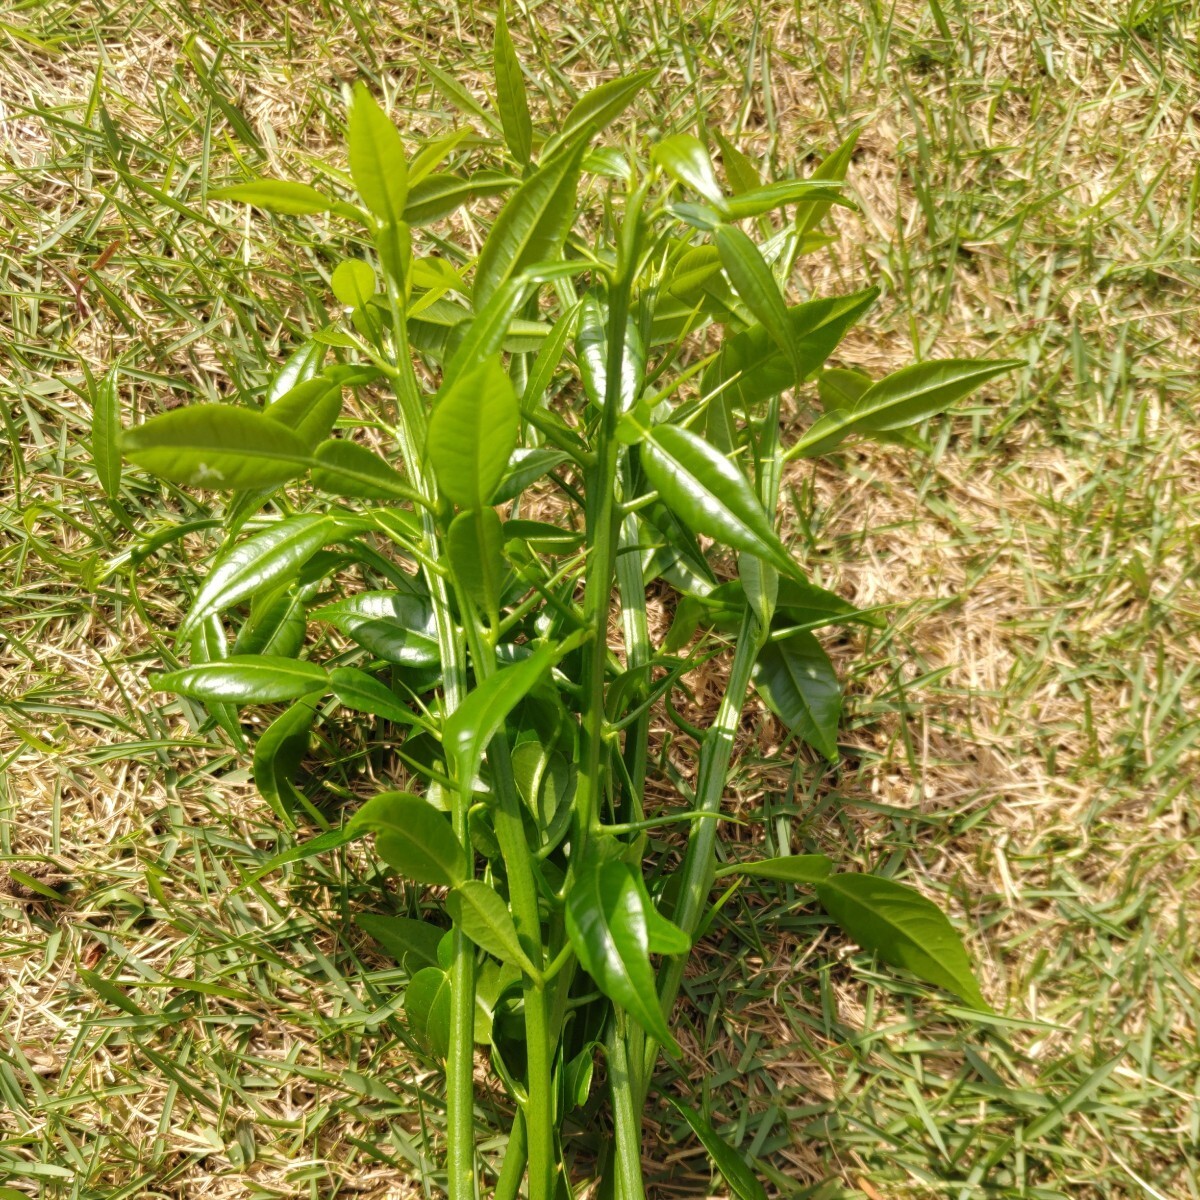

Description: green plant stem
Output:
[385,274,477,1200]
[492,1111,528,1200]
[461,615,555,1200]
[606,1012,647,1200]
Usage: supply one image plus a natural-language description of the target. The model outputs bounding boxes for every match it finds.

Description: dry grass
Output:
[2,0,1198,1197]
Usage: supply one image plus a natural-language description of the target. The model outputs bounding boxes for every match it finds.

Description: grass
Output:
[1,0,1198,1196]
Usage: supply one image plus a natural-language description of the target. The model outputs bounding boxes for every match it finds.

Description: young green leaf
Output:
[232,585,307,658]
[543,69,656,157]
[211,179,335,215]
[92,367,122,499]
[473,140,585,305]
[406,965,453,1058]
[427,356,520,510]
[447,880,541,978]
[640,424,798,581]
[122,405,309,490]
[713,854,834,884]
[330,666,421,728]
[653,134,726,210]
[665,1097,767,1200]
[356,913,444,971]
[713,224,798,373]
[331,258,377,308]
[268,341,326,402]
[794,127,860,240]
[310,438,417,501]
[443,639,567,784]
[447,507,507,628]
[751,630,840,761]
[348,83,408,227]
[405,170,515,226]
[263,378,343,449]
[181,514,342,638]
[721,178,846,221]
[493,7,532,165]
[188,614,244,749]
[712,130,760,195]
[492,449,571,505]
[576,292,645,413]
[790,358,1023,459]
[253,697,318,826]
[155,655,329,705]
[564,856,680,1053]
[312,590,439,667]
[816,873,989,1009]
[351,791,468,886]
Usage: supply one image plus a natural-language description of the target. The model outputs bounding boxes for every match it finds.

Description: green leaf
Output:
[331,258,377,308]
[330,666,421,728]
[713,224,797,372]
[795,128,860,240]
[752,630,840,760]
[253,697,318,826]
[181,514,342,638]
[351,791,467,886]
[576,291,645,413]
[714,854,834,884]
[641,424,798,580]
[493,7,532,165]
[312,589,439,668]
[404,170,515,226]
[492,449,571,505]
[665,1097,767,1200]
[427,356,519,510]
[310,438,416,501]
[712,130,761,195]
[653,134,725,209]
[348,83,408,226]
[818,365,871,409]
[447,880,540,977]
[474,140,586,305]
[816,873,989,1008]
[156,655,329,705]
[443,280,529,385]
[188,614,243,748]
[502,518,582,556]
[420,57,502,132]
[211,179,334,215]
[523,301,580,408]
[263,378,343,449]
[702,288,878,411]
[564,856,680,1053]
[268,341,326,401]
[443,639,566,784]
[545,69,656,155]
[92,367,122,499]
[447,507,507,627]
[790,358,1023,459]
[405,965,452,1058]
[356,913,444,971]
[122,404,309,490]
[721,178,846,221]
[232,586,307,657]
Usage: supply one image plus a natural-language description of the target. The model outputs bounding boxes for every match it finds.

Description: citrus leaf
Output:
[404,170,515,226]
[312,589,439,667]
[211,179,334,215]
[816,873,989,1009]
[122,404,309,490]
[348,83,408,226]
[752,630,840,761]
[493,6,532,165]
[329,666,421,728]
[447,880,540,977]
[713,224,796,371]
[653,134,725,209]
[351,791,468,886]
[356,913,444,971]
[263,378,343,449]
[714,854,834,884]
[155,656,329,705]
[544,69,656,156]
[310,438,417,501]
[447,507,507,627]
[253,697,318,826]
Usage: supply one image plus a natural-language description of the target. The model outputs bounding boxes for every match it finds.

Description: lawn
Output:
[1,1,1198,1197]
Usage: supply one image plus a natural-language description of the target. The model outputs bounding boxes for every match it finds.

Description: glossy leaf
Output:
[312,589,439,667]
[181,515,342,638]
[253,697,318,825]
[211,179,334,215]
[232,585,307,658]
[443,639,564,784]
[491,448,570,505]
[404,170,514,226]
[189,614,243,748]
[722,178,846,221]
[653,134,725,209]
[330,666,421,727]
[502,518,582,556]
[493,7,532,165]
[427,356,519,510]
[155,655,329,705]
[263,378,343,449]
[702,288,878,410]
[473,140,585,305]
[348,83,407,226]
[406,965,452,1058]
[356,913,444,971]
[447,507,507,627]
[544,69,656,156]
[752,630,840,761]
[447,880,540,977]
[666,1097,767,1200]
[791,358,1022,459]
[715,854,834,884]
[564,856,680,1053]
[268,341,326,402]
[122,405,308,490]
[641,424,798,580]
[713,224,796,371]
[351,791,468,887]
[816,873,988,1008]
[310,438,416,501]
[576,291,645,413]
[92,368,121,499]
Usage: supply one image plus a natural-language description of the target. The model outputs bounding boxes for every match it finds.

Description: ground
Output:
[1,1,1198,1198]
